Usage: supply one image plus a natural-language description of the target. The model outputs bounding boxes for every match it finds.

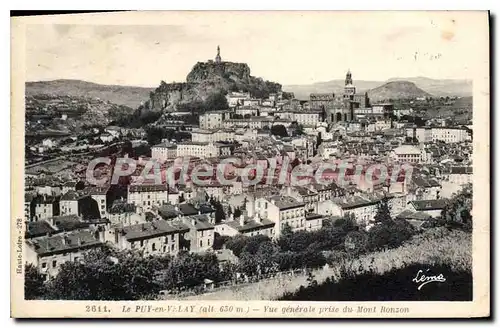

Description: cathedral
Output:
[310,70,370,123]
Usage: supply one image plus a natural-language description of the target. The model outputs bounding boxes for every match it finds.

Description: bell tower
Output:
[215,45,222,64]
[345,69,353,86]
[344,69,356,98]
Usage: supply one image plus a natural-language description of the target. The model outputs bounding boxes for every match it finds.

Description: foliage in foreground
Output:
[279,227,472,301]
[280,263,472,301]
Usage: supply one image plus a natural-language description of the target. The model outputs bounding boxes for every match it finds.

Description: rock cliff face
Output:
[147,61,286,112]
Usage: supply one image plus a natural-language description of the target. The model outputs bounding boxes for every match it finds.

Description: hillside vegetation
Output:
[26,79,154,109]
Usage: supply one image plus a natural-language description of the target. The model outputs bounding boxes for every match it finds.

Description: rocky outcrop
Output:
[147,61,285,112]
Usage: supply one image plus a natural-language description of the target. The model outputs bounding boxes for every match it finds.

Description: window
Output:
[200,240,203,247]
[140,240,144,247]
[74,257,79,262]
[131,241,135,249]
[101,199,105,203]
[163,246,167,252]
[52,260,57,268]
[41,263,47,269]
[152,243,156,251]
[171,244,175,251]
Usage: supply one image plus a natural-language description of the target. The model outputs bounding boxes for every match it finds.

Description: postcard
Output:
[11,11,490,318]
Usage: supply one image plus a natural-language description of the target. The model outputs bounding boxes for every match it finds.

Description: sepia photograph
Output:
[10,10,490,318]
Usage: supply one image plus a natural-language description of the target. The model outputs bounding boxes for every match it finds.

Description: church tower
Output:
[345,69,353,86]
[215,45,222,64]
[344,69,356,97]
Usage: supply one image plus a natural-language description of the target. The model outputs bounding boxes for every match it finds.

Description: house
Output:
[215,214,275,238]
[108,220,189,256]
[84,186,109,217]
[107,201,144,225]
[392,145,422,164]
[396,210,433,229]
[407,199,448,218]
[319,194,380,226]
[446,166,473,186]
[25,230,105,279]
[253,195,306,237]
[305,213,324,231]
[151,142,178,162]
[32,195,58,221]
[128,184,168,211]
[199,110,232,129]
[181,215,216,253]
[59,190,82,216]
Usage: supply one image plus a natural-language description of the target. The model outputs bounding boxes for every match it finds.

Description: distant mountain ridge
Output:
[284,77,472,100]
[26,75,472,109]
[26,79,154,109]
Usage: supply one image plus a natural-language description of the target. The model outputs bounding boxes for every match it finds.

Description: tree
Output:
[225,235,249,257]
[270,124,288,137]
[204,92,229,112]
[344,231,368,255]
[367,219,415,251]
[214,201,226,223]
[333,213,358,232]
[44,247,170,300]
[213,232,230,250]
[372,197,392,224]
[25,264,45,300]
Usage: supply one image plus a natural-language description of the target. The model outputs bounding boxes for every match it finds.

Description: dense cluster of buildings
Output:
[24,51,473,280]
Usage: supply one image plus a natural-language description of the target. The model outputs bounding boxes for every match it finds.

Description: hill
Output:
[387,77,472,97]
[26,79,154,109]
[25,94,135,136]
[146,61,291,112]
[284,77,472,100]
[367,81,431,102]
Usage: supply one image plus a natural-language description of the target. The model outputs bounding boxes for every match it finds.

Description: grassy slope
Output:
[177,228,471,301]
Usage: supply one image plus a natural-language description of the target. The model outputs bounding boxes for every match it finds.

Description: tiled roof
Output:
[410,199,448,211]
[225,218,275,233]
[121,220,189,242]
[28,230,103,256]
[26,220,57,238]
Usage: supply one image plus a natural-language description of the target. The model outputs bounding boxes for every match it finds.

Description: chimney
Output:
[255,213,261,223]
[239,216,245,227]
[191,218,196,226]
[229,213,234,221]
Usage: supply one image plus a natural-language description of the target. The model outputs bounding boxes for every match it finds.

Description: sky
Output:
[24,11,487,87]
